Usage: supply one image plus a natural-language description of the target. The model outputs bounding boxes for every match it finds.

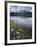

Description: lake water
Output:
[10,16,32,27]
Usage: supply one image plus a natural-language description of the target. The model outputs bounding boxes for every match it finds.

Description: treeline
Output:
[10,12,32,17]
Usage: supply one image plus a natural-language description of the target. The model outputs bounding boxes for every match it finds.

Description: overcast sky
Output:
[10,6,32,12]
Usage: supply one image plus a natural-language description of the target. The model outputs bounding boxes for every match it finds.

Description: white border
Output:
[7,3,35,43]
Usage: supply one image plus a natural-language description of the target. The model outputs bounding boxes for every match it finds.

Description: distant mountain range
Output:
[10,10,32,13]
[19,10,32,13]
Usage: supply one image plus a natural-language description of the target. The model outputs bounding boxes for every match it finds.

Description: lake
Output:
[10,16,32,27]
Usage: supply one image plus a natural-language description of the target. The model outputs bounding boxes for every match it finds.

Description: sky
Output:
[10,6,32,12]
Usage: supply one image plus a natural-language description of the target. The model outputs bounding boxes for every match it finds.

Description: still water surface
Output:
[10,16,32,27]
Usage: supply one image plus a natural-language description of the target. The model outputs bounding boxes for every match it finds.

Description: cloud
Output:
[10,6,32,12]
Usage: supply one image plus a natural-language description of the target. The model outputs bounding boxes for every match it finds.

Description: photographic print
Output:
[5,1,36,45]
[10,6,32,40]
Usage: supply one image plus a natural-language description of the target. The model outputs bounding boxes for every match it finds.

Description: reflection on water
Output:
[10,16,32,27]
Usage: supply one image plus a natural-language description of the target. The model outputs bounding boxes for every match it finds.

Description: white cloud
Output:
[10,6,32,12]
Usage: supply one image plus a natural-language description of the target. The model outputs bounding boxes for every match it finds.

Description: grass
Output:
[10,20,32,40]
